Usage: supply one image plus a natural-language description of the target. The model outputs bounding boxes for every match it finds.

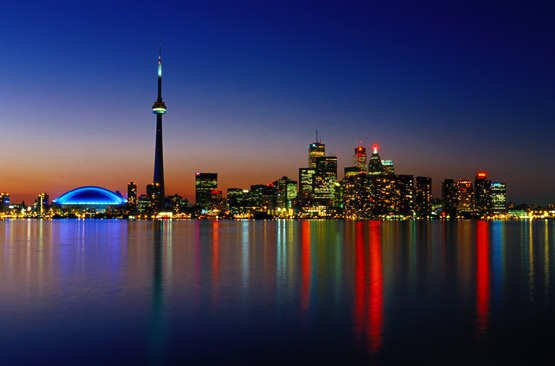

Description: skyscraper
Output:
[396,175,415,216]
[299,168,316,194]
[415,176,432,217]
[353,144,367,172]
[342,173,371,219]
[491,182,507,214]
[457,179,473,213]
[442,179,459,219]
[368,145,384,176]
[313,156,337,200]
[127,182,137,206]
[36,193,49,215]
[308,142,325,169]
[195,173,218,210]
[475,172,493,216]
[381,160,395,175]
[152,45,167,212]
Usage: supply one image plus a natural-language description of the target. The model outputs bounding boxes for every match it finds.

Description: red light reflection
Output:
[301,221,311,315]
[476,221,490,336]
[354,221,384,355]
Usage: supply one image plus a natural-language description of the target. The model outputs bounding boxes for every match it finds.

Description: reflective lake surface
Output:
[1,220,555,364]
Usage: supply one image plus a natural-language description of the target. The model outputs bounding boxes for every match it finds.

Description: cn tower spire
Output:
[157,44,162,101]
[152,45,166,211]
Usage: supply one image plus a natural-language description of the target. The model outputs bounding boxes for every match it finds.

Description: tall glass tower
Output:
[152,45,166,211]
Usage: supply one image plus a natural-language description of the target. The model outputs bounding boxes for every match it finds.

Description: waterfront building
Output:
[395,175,415,216]
[127,182,137,206]
[342,172,370,219]
[137,194,150,213]
[227,188,249,215]
[442,179,458,219]
[371,174,395,215]
[313,156,338,201]
[152,45,167,212]
[147,183,162,212]
[167,194,186,213]
[457,179,474,213]
[195,173,218,210]
[368,145,384,176]
[299,168,316,194]
[250,184,278,214]
[475,172,493,216]
[274,176,297,210]
[211,190,226,212]
[415,176,432,217]
[353,144,367,172]
[0,193,9,212]
[491,182,507,214]
[36,193,49,216]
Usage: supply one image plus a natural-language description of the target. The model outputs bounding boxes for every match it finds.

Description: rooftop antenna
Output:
[316,129,318,143]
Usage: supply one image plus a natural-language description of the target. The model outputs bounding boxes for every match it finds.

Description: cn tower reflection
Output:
[149,220,170,364]
[354,221,384,355]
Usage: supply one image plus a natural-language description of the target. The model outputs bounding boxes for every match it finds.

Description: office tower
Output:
[308,137,325,169]
[127,182,137,206]
[250,184,278,212]
[314,156,337,200]
[474,172,492,216]
[195,173,218,210]
[457,179,473,213]
[36,193,49,215]
[211,190,226,212]
[274,176,297,209]
[381,160,395,175]
[442,179,459,218]
[395,175,414,216]
[368,144,384,176]
[147,182,161,212]
[137,194,150,213]
[152,45,167,212]
[371,174,395,215]
[299,168,316,194]
[415,176,432,217]
[491,182,507,214]
[353,144,367,172]
[227,188,248,214]
[167,194,185,212]
[342,173,371,219]
[0,193,10,212]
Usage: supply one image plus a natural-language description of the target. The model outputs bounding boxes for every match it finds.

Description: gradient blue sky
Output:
[1,1,554,204]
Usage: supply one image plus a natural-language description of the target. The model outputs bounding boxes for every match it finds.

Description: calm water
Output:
[1,219,555,364]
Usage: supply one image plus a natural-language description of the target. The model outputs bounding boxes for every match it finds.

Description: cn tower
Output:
[152,45,166,211]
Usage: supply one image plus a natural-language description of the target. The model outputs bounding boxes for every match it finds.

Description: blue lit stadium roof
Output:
[53,186,126,206]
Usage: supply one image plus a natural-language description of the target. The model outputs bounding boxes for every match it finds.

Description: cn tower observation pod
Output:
[53,186,126,210]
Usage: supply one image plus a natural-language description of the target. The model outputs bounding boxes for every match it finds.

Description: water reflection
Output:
[475,221,490,338]
[300,221,312,317]
[149,221,167,364]
[353,221,384,355]
[1,220,555,363]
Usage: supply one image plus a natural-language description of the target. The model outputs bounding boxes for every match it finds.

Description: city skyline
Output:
[1,1,554,204]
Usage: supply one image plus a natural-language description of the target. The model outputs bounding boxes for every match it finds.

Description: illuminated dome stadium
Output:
[53,186,126,211]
